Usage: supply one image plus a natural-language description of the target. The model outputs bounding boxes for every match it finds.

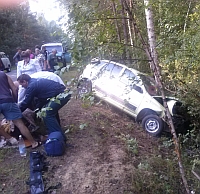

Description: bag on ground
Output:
[44,132,66,156]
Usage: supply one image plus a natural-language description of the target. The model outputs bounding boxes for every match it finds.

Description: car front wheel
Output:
[77,78,92,97]
[141,115,164,136]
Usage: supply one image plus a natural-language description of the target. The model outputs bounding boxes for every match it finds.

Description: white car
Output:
[0,52,11,72]
[78,59,189,136]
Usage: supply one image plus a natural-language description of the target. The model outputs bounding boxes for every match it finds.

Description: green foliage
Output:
[80,93,95,108]
[79,123,88,130]
[0,1,64,63]
[117,133,138,155]
[36,90,73,119]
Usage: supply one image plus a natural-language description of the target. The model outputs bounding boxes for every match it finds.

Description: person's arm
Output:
[13,52,18,60]
[19,85,35,112]
[7,75,18,102]
[17,61,22,78]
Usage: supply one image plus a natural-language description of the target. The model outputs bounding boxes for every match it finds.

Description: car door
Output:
[119,68,144,113]
[94,62,123,100]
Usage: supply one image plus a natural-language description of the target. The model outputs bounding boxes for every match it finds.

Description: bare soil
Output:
[41,97,161,194]
[0,97,163,194]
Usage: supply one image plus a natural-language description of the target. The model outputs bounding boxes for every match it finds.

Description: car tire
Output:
[77,78,92,97]
[141,115,164,136]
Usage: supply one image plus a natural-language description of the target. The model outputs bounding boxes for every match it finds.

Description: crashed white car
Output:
[0,52,11,72]
[78,59,189,136]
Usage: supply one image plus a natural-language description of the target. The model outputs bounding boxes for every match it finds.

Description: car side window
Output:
[120,69,143,93]
[102,63,114,76]
[110,64,123,78]
[120,69,136,85]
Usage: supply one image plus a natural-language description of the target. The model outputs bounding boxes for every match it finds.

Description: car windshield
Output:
[139,74,161,96]
[42,46,63,53]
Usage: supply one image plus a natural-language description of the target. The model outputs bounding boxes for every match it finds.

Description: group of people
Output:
[13,45,58,72]
[0,46,71,148]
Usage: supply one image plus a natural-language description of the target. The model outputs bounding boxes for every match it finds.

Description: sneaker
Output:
[7,137,18,145]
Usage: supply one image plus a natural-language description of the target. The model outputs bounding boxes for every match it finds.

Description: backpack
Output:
[44,132,66,156]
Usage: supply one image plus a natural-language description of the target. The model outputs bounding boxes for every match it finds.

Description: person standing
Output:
[47,49,58,72]
[35,48,45,70]
[13,47,22,66]
[17,74,71,141]
[17,51,42,104]
[0,71,39,148]
[41,46,50,71]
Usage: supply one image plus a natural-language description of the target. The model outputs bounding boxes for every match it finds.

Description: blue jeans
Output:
[42,93,71,141]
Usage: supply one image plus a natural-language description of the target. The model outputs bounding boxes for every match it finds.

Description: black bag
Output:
[27,151,47,194]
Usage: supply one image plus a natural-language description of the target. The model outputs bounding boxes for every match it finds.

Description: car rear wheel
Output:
[141,115,164,136]
[77,78,92,97]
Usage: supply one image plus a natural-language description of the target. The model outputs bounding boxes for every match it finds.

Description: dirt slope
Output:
[43,97,160,194]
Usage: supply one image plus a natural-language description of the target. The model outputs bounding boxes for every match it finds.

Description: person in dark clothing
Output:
[41,46,49,71]
[13,47,22,66]
[47,49,58,71]
[0,71,39,148]
[17,74,71,141]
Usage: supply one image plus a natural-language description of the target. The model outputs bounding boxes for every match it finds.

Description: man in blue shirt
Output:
[17,74,71,141]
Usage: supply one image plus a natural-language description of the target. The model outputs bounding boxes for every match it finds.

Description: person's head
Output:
[21,51,30,62]
[17,74,31,88]
[52,49,57,55]
[35,48,40,55]
[42,46,46,51]
[35,45,40,49]
[26,49,32,54]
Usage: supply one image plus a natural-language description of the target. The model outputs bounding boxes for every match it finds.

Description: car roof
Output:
[42,43,62,47]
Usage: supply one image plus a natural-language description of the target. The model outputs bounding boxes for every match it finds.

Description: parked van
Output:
[41,43,71,67]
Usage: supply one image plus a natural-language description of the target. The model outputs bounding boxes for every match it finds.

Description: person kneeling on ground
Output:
[14,71,66,133]
[0,71,39,148]
[17,74,71,141]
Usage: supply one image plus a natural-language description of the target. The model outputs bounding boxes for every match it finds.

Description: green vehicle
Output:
[41,43,71,67]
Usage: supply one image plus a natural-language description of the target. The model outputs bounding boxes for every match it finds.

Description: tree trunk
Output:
[111,0,122,43]
[144,1,190,193]
[119,0,130,61]
[124,0,190,193]
[127,0,133,47]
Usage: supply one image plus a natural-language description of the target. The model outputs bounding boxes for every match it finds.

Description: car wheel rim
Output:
[145,119,159,133]
[78,80,92,96]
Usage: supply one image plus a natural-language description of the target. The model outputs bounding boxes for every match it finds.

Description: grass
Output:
[0,148,29,194]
